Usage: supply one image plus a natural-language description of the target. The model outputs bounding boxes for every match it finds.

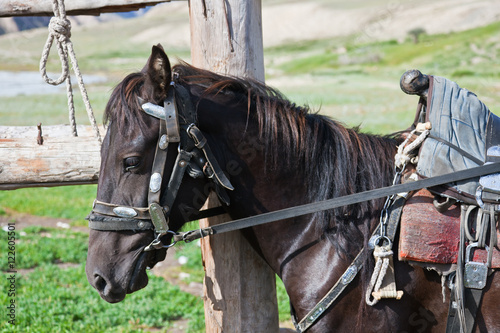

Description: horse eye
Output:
[124,156,141,172]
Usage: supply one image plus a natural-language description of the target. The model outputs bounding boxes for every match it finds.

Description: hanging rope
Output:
[366,245,392,305]
[40,0,102,143]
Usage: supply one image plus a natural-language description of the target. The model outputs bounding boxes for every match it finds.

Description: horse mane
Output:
[173,62,401,251]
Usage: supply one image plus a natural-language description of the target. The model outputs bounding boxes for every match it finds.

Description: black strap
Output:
[294,250,365,332]
[88,206,226,231]
[428,134,484,165]
[87,215,153,231]
[148,118,170,206]
[177,163,500,243]
[163,150,193,213]
[188,125,234,191]
[446,280,483,333]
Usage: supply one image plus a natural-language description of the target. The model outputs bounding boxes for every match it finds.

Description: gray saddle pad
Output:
[417,76,491,198]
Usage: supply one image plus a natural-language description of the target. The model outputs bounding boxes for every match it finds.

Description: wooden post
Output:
[189,1,280,332]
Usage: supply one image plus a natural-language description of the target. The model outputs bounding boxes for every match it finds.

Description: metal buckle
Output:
[476,185,500,210]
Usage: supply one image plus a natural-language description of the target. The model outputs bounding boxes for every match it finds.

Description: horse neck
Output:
[194,88,398,258]
[205,108,398,218]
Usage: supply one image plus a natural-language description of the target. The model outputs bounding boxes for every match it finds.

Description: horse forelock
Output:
[104,72,157,136]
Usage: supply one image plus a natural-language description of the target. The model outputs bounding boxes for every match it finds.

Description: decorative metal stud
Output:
[113,206,138,218]
[159,134,168,150]
[342,265,358,284]
[150,173,162,193]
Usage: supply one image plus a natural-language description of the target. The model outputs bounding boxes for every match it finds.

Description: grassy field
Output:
[1,9,500,332]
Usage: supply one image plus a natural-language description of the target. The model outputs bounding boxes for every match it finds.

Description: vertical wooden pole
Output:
[189,0,280,332]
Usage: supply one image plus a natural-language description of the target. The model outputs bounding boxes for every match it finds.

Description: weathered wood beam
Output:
[0,0,182,17]
[0,125,103,190]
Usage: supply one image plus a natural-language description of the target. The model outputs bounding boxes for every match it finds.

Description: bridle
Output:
[87,79,233,251]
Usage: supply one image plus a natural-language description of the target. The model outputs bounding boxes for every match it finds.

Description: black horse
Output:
[86,45,500,332]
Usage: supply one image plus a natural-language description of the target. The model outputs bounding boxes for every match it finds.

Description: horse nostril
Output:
[94,273,107,292]
[92,272,126,303]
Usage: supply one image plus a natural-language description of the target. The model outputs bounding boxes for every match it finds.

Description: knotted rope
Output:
[394,122,431,169]
[40,0,101,143]
[365,245,403,306]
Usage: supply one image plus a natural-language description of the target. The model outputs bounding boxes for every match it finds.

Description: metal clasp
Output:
[368,235,392,250]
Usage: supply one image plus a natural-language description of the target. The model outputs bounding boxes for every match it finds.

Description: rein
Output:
[173,162,500,244]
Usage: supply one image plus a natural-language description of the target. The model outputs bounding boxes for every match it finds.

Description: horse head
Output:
[86,45,219,303]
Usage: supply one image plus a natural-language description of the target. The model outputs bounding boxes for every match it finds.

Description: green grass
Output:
[0,185,96,225]
[11,226,88,269]
[0,265,205,333]
[264,21,500,133]
[0,224,205,332]
[0,90,109,126]
[0,200,292,331]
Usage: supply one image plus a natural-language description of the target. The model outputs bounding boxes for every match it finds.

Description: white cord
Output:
[39,0,101,143]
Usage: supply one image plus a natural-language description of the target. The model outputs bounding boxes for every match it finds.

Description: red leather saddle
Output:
[399,189,500,268]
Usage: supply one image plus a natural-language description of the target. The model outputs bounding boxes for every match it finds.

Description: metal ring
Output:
[368,235,392,249]
[144,230,179,251]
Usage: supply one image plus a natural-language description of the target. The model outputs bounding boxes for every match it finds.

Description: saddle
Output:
[396,73,500,333]
[399,74,500,270]
[399,188,500,268]
[414,75,500,203]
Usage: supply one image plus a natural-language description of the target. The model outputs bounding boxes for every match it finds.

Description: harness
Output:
[88,80,234,251]
[87,74,500,332]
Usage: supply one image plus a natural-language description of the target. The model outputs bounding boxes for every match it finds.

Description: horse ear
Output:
[144,44,172,100]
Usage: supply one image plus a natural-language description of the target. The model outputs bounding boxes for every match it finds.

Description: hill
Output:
[1,1,499,45]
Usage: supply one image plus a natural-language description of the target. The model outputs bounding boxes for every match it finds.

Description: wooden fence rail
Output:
[0,0,180,17]
[0,125,102,190]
